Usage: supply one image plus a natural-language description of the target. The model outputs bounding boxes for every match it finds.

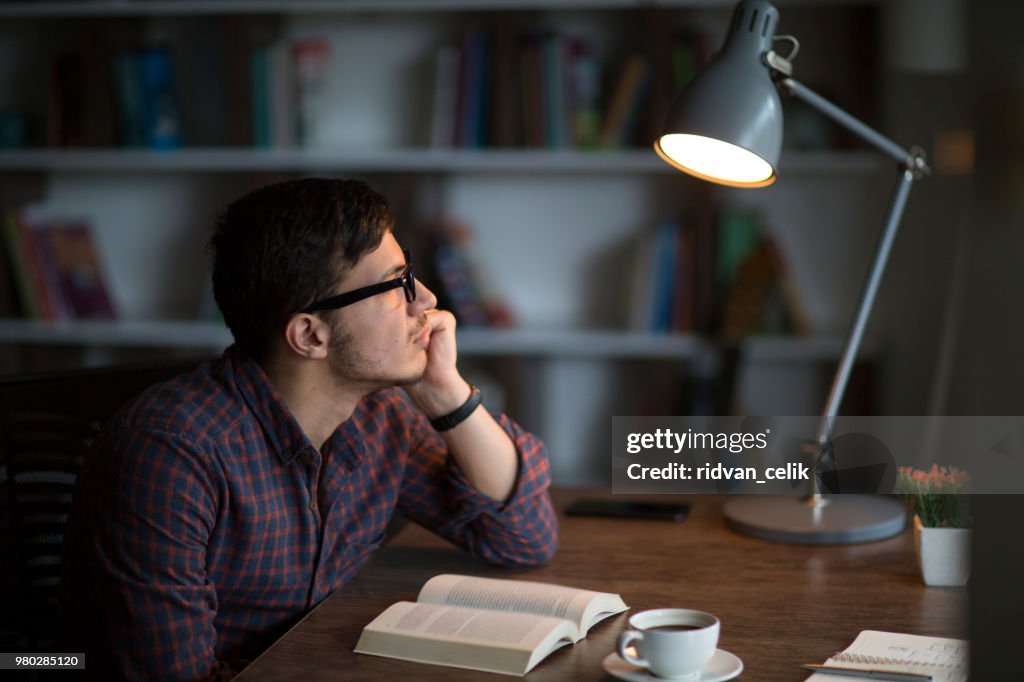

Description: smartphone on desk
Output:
[565,498,690,522]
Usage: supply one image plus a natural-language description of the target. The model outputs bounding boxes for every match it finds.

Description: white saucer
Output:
[601,649,743,682]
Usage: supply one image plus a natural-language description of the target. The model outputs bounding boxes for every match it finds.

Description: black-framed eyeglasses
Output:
[302,249,416,313]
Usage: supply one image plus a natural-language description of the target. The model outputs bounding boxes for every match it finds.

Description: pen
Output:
[800,664,933,682]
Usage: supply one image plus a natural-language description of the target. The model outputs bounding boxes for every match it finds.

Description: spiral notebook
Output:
[805,630,968,682]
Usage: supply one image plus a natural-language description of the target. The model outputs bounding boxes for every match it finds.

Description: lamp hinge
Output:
[763,50,793,77]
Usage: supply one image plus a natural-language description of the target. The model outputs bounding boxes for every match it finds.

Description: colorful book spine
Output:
[649,218,679,333]
[568,39,600,149]
[14,216,55,320]
[599,55,652,148]
[3,211,37,318]
[47,222,116,319]
[292,39,331,147]
[138,48,182,150]
[268,41,294,149]
[27,224,71,320]
[113,50,144,147]
[250,47,272,148]
[541,34,569,148]
[458,29,491,148]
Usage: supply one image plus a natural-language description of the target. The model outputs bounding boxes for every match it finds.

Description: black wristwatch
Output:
[430,385,483,432]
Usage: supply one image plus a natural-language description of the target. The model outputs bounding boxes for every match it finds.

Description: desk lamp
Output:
[655,0,929,543]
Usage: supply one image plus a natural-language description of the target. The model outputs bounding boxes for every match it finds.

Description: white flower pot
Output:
[913,515,971,587]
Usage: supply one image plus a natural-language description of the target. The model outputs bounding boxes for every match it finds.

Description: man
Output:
[61,178,558,680]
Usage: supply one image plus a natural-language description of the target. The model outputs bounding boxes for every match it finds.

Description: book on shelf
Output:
[5,211,54,320]
[804,630,968,682]
[430,21,706,151]
[489,18,521,148]
[626,204,809,337]
[519,32,546,148]
[3,210,115,321]
[2,211,35,318]
[0,213,24,318]
[717,210,810,337]
[113,47,183,149]
[626,213,712,334]
[354,573,628,676]
[47,46,117,148]
[291,39,331,147]
[25,222,68,320]
[138,47,183,150]
[568,38,601,149]
[249,47,272,148]
[268,41,294,149]
[599,55,652,148]
[430,44,462,149]
[250,37,332,149]
[43,221,117,319]
[458,28,491,149]
[540,33,569,148]
[423,220,513,329]
[114,50,145,147]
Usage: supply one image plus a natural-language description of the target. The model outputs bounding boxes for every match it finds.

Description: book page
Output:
[417,574,627,639]
[806,630,968,682]
[354,601,575,676]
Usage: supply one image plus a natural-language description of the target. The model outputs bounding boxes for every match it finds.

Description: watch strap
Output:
[430,385,482,432]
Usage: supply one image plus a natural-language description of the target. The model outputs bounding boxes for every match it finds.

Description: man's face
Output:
[325,232,437,390]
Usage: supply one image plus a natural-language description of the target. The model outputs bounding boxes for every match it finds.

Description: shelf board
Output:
[0,319,233,349]
[0,148,882,175]
[0,0,879,19]
[0,319,858,362]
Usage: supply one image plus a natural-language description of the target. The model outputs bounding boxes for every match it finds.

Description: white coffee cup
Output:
[615,608,720,679]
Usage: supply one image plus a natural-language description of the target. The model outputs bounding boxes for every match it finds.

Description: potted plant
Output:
[896,465,971,587]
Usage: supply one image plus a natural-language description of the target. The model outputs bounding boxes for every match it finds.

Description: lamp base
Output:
[723,495,906,545]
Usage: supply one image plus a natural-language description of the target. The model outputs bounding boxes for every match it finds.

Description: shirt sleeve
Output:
[392,391,558,567]
[62,421,223,681]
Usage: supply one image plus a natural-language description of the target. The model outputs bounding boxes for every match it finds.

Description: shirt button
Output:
[309,499,317,510]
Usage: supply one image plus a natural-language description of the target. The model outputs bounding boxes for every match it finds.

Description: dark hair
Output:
[208,178,392,359]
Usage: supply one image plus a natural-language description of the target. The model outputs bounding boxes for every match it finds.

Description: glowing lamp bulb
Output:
[655,134,776,188]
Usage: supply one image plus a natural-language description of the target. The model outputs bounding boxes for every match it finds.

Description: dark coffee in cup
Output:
[649,624,704,633]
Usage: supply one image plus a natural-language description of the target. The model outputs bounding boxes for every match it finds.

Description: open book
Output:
[354,574,629,676]
[805,630,968,682]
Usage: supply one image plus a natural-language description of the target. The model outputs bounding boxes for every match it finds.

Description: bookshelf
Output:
[0,0,888,483]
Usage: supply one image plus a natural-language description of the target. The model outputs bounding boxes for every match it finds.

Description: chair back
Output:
[0,359,204,651]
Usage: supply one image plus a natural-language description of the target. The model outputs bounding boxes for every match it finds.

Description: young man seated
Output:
[61,178,558,680]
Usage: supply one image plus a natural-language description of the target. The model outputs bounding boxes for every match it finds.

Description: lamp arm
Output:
[772,77,929,497]
[777,77,931,177]
[808,169,916,495]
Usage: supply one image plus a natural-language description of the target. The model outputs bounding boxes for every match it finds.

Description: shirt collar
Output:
[227,346,316,466]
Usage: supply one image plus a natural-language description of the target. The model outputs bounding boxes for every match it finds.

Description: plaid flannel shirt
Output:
[61,347,557,680]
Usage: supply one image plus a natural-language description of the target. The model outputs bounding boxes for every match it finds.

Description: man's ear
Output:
[283,313,331,360]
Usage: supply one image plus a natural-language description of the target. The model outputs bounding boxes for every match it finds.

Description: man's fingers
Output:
[425,309,456,333]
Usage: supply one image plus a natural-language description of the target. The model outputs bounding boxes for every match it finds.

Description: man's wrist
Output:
[430,385,482,432]
[413,378,472,419]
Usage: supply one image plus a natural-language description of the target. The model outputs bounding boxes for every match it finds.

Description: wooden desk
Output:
[238,489,966,681]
